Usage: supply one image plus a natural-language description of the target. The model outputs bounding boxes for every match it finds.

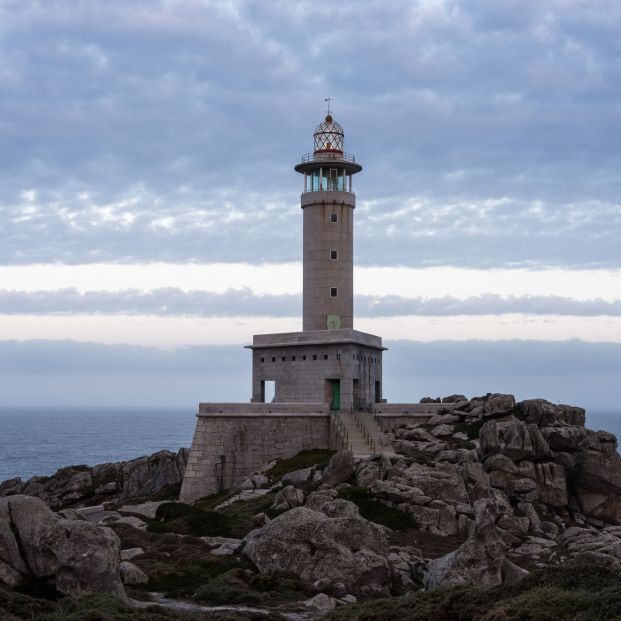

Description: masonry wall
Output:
[251,343,382,410]
[302,191,355,331]
[179,411,330,503]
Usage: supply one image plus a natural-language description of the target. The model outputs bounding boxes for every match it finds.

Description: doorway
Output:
[327,379,341,410]
[261,380,276,403]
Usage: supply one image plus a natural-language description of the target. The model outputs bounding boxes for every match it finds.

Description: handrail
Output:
[331,409,350,452]
[353,410,376,455]
[300,151,356,164]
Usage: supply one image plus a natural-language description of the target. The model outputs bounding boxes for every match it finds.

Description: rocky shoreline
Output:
[2,395,621,620]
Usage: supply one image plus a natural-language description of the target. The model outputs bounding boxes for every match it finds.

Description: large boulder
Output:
[480,420,548,462]
[403,462,469,506]
[574,431,621,523]
[483,394,516,417]
[0,495,126,600]
[322,450,355,487]
[516,399,585,427]
[120,448,188,499]
[426,499,516,589]
[243,506,390,593]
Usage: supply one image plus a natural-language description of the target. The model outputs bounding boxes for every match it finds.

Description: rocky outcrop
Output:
[0,448,188,510]
[0,495,126,600]
[426,499,511,588]
[243,503,391,594]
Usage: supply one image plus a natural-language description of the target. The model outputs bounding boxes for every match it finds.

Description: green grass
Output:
[265,449,335,479]
[217,492,281,538]
[337,487,417,531]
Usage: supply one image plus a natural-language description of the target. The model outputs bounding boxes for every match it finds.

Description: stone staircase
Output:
[334,411,391,458]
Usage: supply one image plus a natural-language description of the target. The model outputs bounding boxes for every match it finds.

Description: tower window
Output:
[324,354,328,360]
[260,357,264,363]
[271,357,276,362]
[330,250,338,260]
[330,287,338,297]
[281,356,286,362]
[291,356,296,361]
[313,354,317,360]
[302,355,307,361]
[330,212,338,223]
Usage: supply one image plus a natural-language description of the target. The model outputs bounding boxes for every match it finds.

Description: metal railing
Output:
[353,410,376,455]
[331,409,350,452]
[300,151,357,164]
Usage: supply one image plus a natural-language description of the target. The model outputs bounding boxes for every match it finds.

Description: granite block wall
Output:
[179,412,331,503]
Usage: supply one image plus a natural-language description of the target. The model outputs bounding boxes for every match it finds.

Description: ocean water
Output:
[0,407,619,483]
[0,407,196,482]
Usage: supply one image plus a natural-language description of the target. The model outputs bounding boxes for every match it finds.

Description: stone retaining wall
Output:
[179,409,331,503]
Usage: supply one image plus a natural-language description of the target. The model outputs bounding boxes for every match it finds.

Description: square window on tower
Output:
[330,212,338,223]
[330,250,338,260]
[330,287,338,297]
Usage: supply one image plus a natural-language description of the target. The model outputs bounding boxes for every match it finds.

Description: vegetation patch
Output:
[265,449,335,479]
[337,487,416,531]
[194,568,312,606]
[325,558,621,621]
[0,588,283,620]
[217,492,280,538]
[146,502,231,537]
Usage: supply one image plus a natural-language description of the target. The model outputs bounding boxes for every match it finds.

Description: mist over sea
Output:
[0,407,619,482]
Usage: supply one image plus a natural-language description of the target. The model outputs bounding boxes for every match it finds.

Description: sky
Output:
[0,0,620,410]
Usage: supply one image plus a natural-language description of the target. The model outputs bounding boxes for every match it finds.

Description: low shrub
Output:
[337,487,417,531]
[147,502,231,537]
[265,449,335,479]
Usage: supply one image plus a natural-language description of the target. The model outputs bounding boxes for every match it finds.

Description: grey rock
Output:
[426,499,505,589]
[95,481,119,495]
[480,420,548,462]
[121,547,144,561]
[243,506,390,592]
[271,485,305,511]
[119,501,165,520]
[0,495,126,600]
[304,593,337,610]
[431,424,454,438]
[120,561,149,585]
[323,451,355,486]
[282,467,314,485]
[517,399,586,427]
[442,395,467,403]
[483,394,516,417]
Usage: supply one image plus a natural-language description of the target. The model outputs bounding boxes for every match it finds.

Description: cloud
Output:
[1,288,621,318]
[0,338,619,410]
[1,1,620,267]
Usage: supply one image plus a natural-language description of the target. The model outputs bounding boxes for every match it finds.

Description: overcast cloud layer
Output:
[1,288,621,318]
[1,0,620,267]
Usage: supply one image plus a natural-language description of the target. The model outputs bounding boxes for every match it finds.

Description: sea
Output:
[0,407,619,483]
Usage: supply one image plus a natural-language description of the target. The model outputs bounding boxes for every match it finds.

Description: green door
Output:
[331,380,341,410]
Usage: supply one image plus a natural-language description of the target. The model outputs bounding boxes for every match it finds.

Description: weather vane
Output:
[324,97,333,115]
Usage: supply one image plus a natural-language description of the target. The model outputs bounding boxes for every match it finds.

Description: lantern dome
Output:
[313,114,344,154]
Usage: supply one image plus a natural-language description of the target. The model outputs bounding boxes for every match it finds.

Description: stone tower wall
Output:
[302,190,355,331]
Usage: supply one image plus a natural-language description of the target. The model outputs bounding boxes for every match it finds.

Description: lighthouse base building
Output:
[180,114,447,503]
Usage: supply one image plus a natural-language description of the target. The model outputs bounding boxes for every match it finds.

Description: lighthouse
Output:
[294,114,362,331]
[247,111,384,411]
